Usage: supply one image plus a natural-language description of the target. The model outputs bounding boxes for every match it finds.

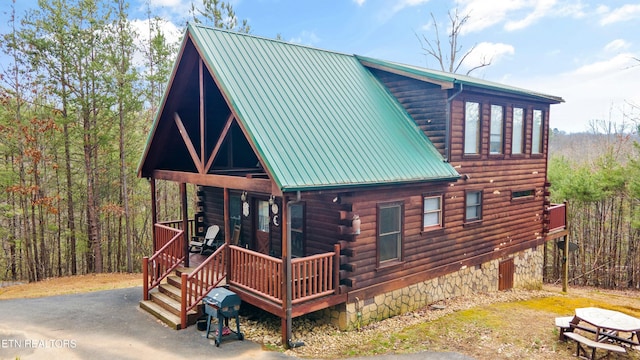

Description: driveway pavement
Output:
[0,287,473,360]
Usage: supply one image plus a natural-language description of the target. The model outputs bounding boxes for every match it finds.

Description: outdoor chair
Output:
[189,225,220,255]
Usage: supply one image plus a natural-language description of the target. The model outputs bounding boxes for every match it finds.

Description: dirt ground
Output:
[2,275,640,359]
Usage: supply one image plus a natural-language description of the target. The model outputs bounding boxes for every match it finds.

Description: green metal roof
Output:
[357,55,564,104]
[189,24,459,191]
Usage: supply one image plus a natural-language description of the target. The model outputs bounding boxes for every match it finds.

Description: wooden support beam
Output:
[174,113,204,174]
[150,178,157,252]
[199,58,205,164]
[204,113,235,174]
[180,183,189,268]
[152,169,277,195]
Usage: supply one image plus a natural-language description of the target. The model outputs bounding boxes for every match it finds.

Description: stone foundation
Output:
[325,245,544,330]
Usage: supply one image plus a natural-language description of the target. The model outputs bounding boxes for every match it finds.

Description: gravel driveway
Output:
[0,287,472,360]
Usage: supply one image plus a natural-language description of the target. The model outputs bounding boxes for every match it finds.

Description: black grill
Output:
[203,287,243,346]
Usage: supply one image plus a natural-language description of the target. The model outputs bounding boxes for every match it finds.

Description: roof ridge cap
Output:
[188,22,355,59]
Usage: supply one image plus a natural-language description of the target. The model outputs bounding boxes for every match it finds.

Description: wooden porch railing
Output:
[158,219,195,247]
[291,244,340,304]
[180,244,227,328]
[548,203,567,232]
[143,224,185,301]
[229,244,340,305]
[230,245,283,303]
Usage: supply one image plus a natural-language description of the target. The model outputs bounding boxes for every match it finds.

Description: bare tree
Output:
[417,8,490,75]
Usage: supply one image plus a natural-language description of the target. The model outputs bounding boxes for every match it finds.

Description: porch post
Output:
[180,182,189,268]
[150,177,158,252]
[224,187,231,285]
[281,195,292,348]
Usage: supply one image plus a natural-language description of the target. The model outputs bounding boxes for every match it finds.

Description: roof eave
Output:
[280,175,462,193]
[356,55,564,104]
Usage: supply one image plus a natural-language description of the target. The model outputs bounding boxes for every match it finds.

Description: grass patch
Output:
[0,273,140,300]
[324,288,640,360]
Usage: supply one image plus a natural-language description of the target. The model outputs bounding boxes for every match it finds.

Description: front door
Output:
[255,199,270,255]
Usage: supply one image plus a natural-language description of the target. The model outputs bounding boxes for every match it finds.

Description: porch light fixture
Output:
[241,191,247,202]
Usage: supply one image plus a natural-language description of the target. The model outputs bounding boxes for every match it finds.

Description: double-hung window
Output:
[378,202,403,264]
[464,101,480,155]
[490,105,504,154]
[465,191,483,223]
[423,195,443,230]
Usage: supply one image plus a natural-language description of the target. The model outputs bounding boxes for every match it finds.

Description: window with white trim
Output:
[532,109,543,154]
[465,191,482,222]
[512,107,524,155]
[423,195,443,230]
[378,202,403,264]
[490,104,503,154]
[464,101,480,155]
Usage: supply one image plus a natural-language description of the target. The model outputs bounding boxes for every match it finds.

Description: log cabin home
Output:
[137,23,568,347]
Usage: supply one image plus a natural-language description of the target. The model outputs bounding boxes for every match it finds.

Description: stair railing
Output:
[143,223,185,301]
[180,243,227,328]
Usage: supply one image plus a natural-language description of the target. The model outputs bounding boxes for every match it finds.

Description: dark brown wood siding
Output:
[341,90,550,299]
[368,69,448,157]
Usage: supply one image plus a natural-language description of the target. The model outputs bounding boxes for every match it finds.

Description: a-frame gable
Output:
[138,32,268,190]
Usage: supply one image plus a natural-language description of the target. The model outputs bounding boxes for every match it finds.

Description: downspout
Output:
[445,83,463,162]
[285,190,304,348]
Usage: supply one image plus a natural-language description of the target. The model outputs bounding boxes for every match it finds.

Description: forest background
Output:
[1,0,640,290]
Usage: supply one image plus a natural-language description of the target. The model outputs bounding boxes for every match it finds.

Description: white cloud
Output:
[460,42,515,71]
[390,0,431,15]
[289,31,321,47]
[456,0,586,33]
[604,39,631,53]
[129,18,182,68]
[504,0,556,31]
[512,53,640,132]
[354,0,366,5]
[572,52,637,76]
[599,4,640,25]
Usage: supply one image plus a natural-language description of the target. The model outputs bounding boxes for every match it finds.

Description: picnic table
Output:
[557,307,640,359]
[572,307,640,346]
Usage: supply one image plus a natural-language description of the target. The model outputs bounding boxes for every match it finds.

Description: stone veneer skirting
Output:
[325,245,544,330]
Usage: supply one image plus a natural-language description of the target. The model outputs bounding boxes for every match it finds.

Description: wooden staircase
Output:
[139,267,203,330]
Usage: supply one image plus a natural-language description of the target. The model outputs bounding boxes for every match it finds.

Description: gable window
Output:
[423,195,443,230]
[289,202,305,257]
[465,191,482,223]
[512,107,524,155]
[532,109,543,154]
[464,101,480,155]
[378,202,403,264]
[490,104,504,154]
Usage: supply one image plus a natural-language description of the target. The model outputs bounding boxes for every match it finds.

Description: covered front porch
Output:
[141,195,347,347]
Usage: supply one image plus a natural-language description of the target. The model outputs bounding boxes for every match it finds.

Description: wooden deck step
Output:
[141,288,201,328]
[139,299,183,330]
[159,282,182,302]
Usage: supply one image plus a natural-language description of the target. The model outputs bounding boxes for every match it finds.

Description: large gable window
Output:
[512,107,524,155]
[532,109,543,154]
[378,202,403,264]
[464,101,480,155]
[490,104,504,154]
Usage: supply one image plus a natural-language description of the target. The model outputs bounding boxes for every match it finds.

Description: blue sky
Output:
[4,0,640,133]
